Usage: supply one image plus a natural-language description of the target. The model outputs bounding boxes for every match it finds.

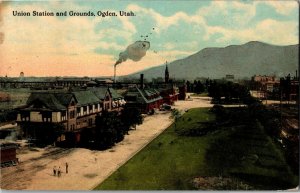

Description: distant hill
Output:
[125,41,299,80]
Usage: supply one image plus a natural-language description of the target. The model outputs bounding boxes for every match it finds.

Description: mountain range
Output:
[125,41,299,80]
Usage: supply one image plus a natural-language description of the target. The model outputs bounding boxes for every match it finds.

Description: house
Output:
[178,83,187,100]
[108,87,126,112]
[225,74,234,81]
[125,85,163,114]
[157,84,179,105]
[280,74,299,101]
[251,75,279,92]
[16,87,121,144]
[150,65,181,104]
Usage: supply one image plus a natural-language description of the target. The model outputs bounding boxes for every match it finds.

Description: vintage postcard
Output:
[0,0,299,191]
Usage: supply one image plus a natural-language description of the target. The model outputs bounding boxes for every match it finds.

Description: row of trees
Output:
[207,81,254,104]
[206,81,281,138]
[186,80,206,94]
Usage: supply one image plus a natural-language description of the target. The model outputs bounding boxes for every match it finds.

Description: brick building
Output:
[16,87,124,143]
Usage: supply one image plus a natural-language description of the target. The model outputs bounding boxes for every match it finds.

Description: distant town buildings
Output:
[251,74,279,92]
[225,74,234,81]
[280,74,299,102]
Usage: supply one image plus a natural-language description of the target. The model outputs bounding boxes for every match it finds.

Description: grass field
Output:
[95,108,298,190]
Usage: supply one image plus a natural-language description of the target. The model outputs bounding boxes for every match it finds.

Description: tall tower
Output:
[165,61,169,83]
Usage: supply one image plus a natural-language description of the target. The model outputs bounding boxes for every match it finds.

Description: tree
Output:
[186,80,191,92]
[94,111,120,149]
[121,105,143,131]
[195,80,205,94]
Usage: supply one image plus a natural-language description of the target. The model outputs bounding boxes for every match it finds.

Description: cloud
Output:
[1,1,298,77]
[163,42,176,50]
[117,15,137,34]
[127,4,205,33]
[260,1,298,15]
[199,1,256,28]
[205,19,298,45]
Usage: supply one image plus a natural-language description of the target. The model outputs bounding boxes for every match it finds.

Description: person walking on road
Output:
[53,166,57,176]
[57,166,61,177]
[65,162,68,174]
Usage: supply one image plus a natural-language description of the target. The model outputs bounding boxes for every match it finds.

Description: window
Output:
[61,111,67,121]
[42,112,52,122]
[83,106,87,115]
[21,111,30,121]
[69,110,75,119]
[104,103,110,110]
[77,107,81,116]
[69,124,75,131]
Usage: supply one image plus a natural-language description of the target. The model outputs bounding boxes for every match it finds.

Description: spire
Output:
[165,61,169,83]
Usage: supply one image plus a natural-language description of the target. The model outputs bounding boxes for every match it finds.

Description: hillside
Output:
[126,41,299,80]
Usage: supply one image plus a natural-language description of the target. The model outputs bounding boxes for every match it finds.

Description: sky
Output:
[0,0,298,77]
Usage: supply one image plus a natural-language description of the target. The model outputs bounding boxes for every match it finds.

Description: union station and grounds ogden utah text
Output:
[12,10,136,17]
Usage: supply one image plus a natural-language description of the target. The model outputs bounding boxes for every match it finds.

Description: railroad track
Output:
[1,148,73,190]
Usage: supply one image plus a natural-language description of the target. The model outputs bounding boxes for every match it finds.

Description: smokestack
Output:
[114,65,116,83]
[140,74,144,89]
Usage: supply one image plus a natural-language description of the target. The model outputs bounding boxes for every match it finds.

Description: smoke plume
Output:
[115,41,150,66]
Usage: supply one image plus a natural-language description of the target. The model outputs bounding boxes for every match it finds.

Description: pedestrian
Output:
[57,166,61,177]
[53,166,57,176]
[65,162,68,174]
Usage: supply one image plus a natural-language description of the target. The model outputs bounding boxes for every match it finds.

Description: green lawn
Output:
[95,108,298,190]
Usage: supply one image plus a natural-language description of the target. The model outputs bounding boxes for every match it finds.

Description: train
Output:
[0,142,19,167]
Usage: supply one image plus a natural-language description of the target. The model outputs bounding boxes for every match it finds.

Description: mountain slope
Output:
[126,41,299,80]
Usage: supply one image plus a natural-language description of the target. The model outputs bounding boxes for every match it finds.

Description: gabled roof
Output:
[89,87,110,100]
[72,90,100,106]
[108,88,123,100]
[54,93,74,106]
[26,92,68,111]
[126,86,162,104]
